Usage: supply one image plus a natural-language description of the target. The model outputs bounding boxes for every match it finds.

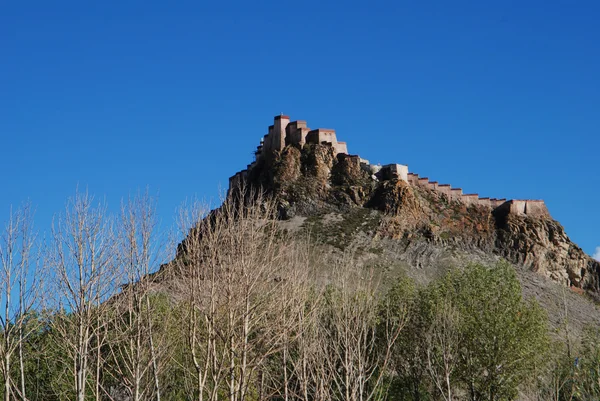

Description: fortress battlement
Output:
[230,115,550,218]
[257,115,349,162]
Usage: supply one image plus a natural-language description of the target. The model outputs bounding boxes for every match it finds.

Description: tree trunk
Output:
[4,355,10,401]
[147,296,161,401]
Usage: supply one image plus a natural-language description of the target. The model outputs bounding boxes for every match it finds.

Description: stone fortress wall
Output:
[361,159,550,218]
[230,115,550,218]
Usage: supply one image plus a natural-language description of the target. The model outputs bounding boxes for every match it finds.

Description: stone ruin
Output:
[230,115,550,218]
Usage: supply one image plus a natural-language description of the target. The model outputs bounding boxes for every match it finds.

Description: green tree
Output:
[384,277,433,401]
[387,262,549,401]
[571,326,600,400]
[446,262,549,401]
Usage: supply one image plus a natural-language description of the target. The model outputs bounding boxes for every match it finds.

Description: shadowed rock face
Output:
[242,143,600,297]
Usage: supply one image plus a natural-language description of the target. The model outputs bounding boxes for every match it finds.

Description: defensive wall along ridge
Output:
[230,115,550,218]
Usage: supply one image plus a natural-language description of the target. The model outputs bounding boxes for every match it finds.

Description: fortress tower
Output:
[272,114,290,152]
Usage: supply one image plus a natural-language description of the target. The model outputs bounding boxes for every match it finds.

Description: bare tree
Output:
[320,261,407,401]
[175,199,226,401]
[425,301,461,401]
[175,188,313,401]
[174,188,407,401]
[0,203,41,401]
[48,191,118,401]
[282,281,328,401]
[274,255,317,401]
[104,191,169,401]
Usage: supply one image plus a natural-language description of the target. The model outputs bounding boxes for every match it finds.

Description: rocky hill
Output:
[244,143,597,288]
[223,116,600,333]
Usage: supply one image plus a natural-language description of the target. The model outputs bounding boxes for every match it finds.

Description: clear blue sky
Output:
[1,1,599,258]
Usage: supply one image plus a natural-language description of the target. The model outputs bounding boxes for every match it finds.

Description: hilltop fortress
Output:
[230,115,550,218]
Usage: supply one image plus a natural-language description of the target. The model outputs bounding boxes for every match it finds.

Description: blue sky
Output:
[1,1,599,257]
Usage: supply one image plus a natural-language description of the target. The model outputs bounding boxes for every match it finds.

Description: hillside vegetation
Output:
[0,189,599,401]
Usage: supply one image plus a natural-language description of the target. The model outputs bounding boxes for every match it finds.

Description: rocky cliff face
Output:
[242,143,600,297]
[494,211,599,290]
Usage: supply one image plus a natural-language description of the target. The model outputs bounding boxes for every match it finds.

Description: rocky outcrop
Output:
[242,143,600,296]
[494,209,599,292]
